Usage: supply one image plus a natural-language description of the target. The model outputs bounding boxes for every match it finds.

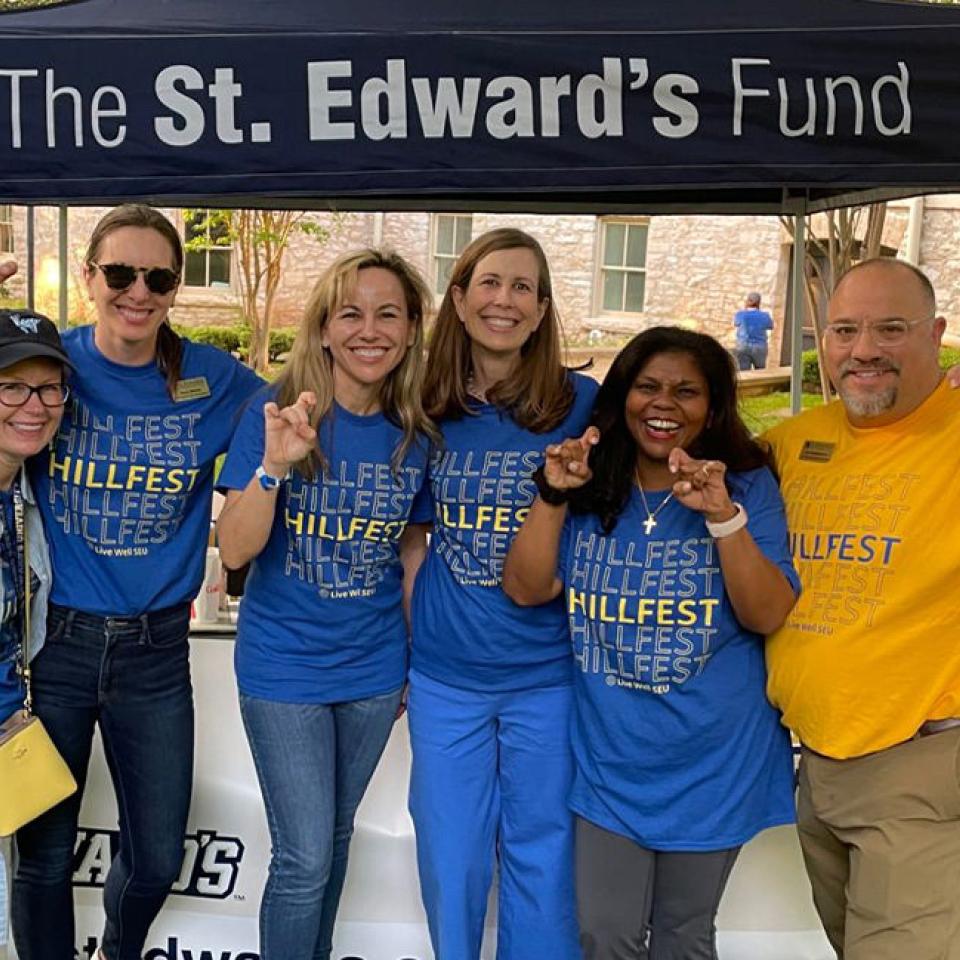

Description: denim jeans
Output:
[736,343,768,371]
[239,688,401,960]
[12,602,194,960]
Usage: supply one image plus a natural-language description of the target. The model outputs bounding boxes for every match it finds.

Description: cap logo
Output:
[8,313,40,335]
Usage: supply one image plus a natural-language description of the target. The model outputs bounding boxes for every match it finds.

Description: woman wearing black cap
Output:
[0,307,72,948]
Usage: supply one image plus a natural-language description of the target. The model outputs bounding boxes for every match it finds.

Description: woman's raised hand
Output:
[543,426,599,491]
[668,447,736,522]
[0,261,17,284]
[262,391,317,474]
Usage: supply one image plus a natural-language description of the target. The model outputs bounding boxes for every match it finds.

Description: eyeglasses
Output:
[823,317,932,347]
[0,382,70,408]
[90,262,180,295]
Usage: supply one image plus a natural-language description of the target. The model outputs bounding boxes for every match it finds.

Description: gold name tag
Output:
[799,440,835,463]
[174,377,212,402]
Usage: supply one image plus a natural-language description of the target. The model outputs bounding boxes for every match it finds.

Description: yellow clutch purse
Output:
[0,709,77,837]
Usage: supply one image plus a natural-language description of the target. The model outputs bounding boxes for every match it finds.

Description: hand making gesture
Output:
[668,447,737,524]
[262,391,317,475]
[542,426,600,492]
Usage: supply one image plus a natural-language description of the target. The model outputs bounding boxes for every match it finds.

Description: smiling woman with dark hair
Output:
[504,325,800,960]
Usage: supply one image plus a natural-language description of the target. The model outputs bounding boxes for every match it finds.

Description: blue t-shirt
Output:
[29,325,263,616]
[560,467,799,850]
[734,308,773,347]
[220,393,431,703]
[412,373,598,692]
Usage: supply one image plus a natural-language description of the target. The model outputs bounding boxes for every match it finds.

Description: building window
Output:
[183,211,232,289]
[598,219,649,314]
[0,205,13,253]
[432,214,473,295]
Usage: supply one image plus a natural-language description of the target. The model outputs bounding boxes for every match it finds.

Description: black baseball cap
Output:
[0,309,72,371]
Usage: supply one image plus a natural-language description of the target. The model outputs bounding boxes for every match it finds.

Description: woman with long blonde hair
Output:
[408,228,597,959]
[217,248,437,960]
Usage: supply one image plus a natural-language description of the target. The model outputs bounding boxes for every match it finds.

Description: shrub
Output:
[269,328,296,360]
[800,344,960,391]
[939,345,960,371]
[175,324,243,355]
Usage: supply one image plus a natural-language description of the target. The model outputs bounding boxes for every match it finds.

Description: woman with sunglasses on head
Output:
[0,306,72,953]
[407,228,596,959]
[11,205,263,960]
[502,327,799,960]
[216,249,436,960]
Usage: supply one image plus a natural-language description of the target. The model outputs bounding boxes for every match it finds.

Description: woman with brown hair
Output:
[12,205,262,960]
[407,228,596,959]
[216,248,437,960]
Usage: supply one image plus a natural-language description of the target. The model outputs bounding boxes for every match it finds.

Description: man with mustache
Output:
[763,257,960,960]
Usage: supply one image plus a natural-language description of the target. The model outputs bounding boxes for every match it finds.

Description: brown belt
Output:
[914,717,960,739]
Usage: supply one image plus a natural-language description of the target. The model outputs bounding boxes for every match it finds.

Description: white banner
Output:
[4,634,832,960]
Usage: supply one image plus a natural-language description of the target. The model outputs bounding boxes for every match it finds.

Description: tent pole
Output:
[790,206,807,414]
[26,205,35,310]
[58,205,68,331]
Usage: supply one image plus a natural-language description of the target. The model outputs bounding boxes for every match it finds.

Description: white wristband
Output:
[705,502,748,539]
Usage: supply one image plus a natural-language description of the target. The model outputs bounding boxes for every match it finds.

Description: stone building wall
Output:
[5,198,960,345]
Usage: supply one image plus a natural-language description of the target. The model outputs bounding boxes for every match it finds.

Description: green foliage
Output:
[801,350,820,390]
[268,328,296,359]
[173,324,242,355]
[175,323,295,362]
[939,345,960,370]
[740,391,825,436]
[801,345,960,392]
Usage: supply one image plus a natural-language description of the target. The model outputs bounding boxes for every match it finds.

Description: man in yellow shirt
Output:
[765,258,960,960]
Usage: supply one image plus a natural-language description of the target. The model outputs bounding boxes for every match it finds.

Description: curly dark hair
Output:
[568,326,773,533]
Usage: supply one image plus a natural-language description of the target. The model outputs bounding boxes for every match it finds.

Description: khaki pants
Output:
[798,728,960,960]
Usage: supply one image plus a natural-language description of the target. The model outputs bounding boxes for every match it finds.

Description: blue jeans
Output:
[736,343,768,370]
[239,687,402,960]
[407,670,581,960]
[12,602,194,960]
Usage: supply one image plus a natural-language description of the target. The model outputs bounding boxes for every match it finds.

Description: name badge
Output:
[799,440,835,463]
[174,377,212,402]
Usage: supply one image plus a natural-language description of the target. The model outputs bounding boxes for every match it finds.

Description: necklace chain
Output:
[637,478,674,535]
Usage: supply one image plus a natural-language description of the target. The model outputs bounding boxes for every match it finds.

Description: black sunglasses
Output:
[90,262,180,295]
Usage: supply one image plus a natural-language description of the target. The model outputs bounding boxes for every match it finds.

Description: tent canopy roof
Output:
[1,0,959,212]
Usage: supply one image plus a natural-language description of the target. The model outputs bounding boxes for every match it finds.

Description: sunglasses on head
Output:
[90,261,180,295]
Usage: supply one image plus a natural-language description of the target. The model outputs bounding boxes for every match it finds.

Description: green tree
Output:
[780,203,888,401]
[184,209,334,373]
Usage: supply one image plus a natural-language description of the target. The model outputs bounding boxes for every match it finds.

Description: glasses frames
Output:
[823,317,933,347]
[0,382,71,408]
[90,262,180,295]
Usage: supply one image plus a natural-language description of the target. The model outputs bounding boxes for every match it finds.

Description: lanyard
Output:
[2,478,33,715]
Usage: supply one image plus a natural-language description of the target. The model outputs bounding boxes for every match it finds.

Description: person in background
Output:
[733,292,774,370]
[216,249,437,960]
[765,258,960,960]
[408,228,597,960]
[11,205,263,960]
[0,305,71,957]
[503,326,798,960]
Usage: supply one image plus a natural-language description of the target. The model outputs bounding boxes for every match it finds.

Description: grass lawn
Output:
[739,391,826,436]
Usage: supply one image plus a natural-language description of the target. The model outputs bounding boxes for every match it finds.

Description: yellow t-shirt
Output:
[765,379,960,759]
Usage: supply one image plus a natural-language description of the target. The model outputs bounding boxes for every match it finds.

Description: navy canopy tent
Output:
[1,0,960,212]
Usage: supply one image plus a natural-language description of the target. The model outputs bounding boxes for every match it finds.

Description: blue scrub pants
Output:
[407,669,581,960]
